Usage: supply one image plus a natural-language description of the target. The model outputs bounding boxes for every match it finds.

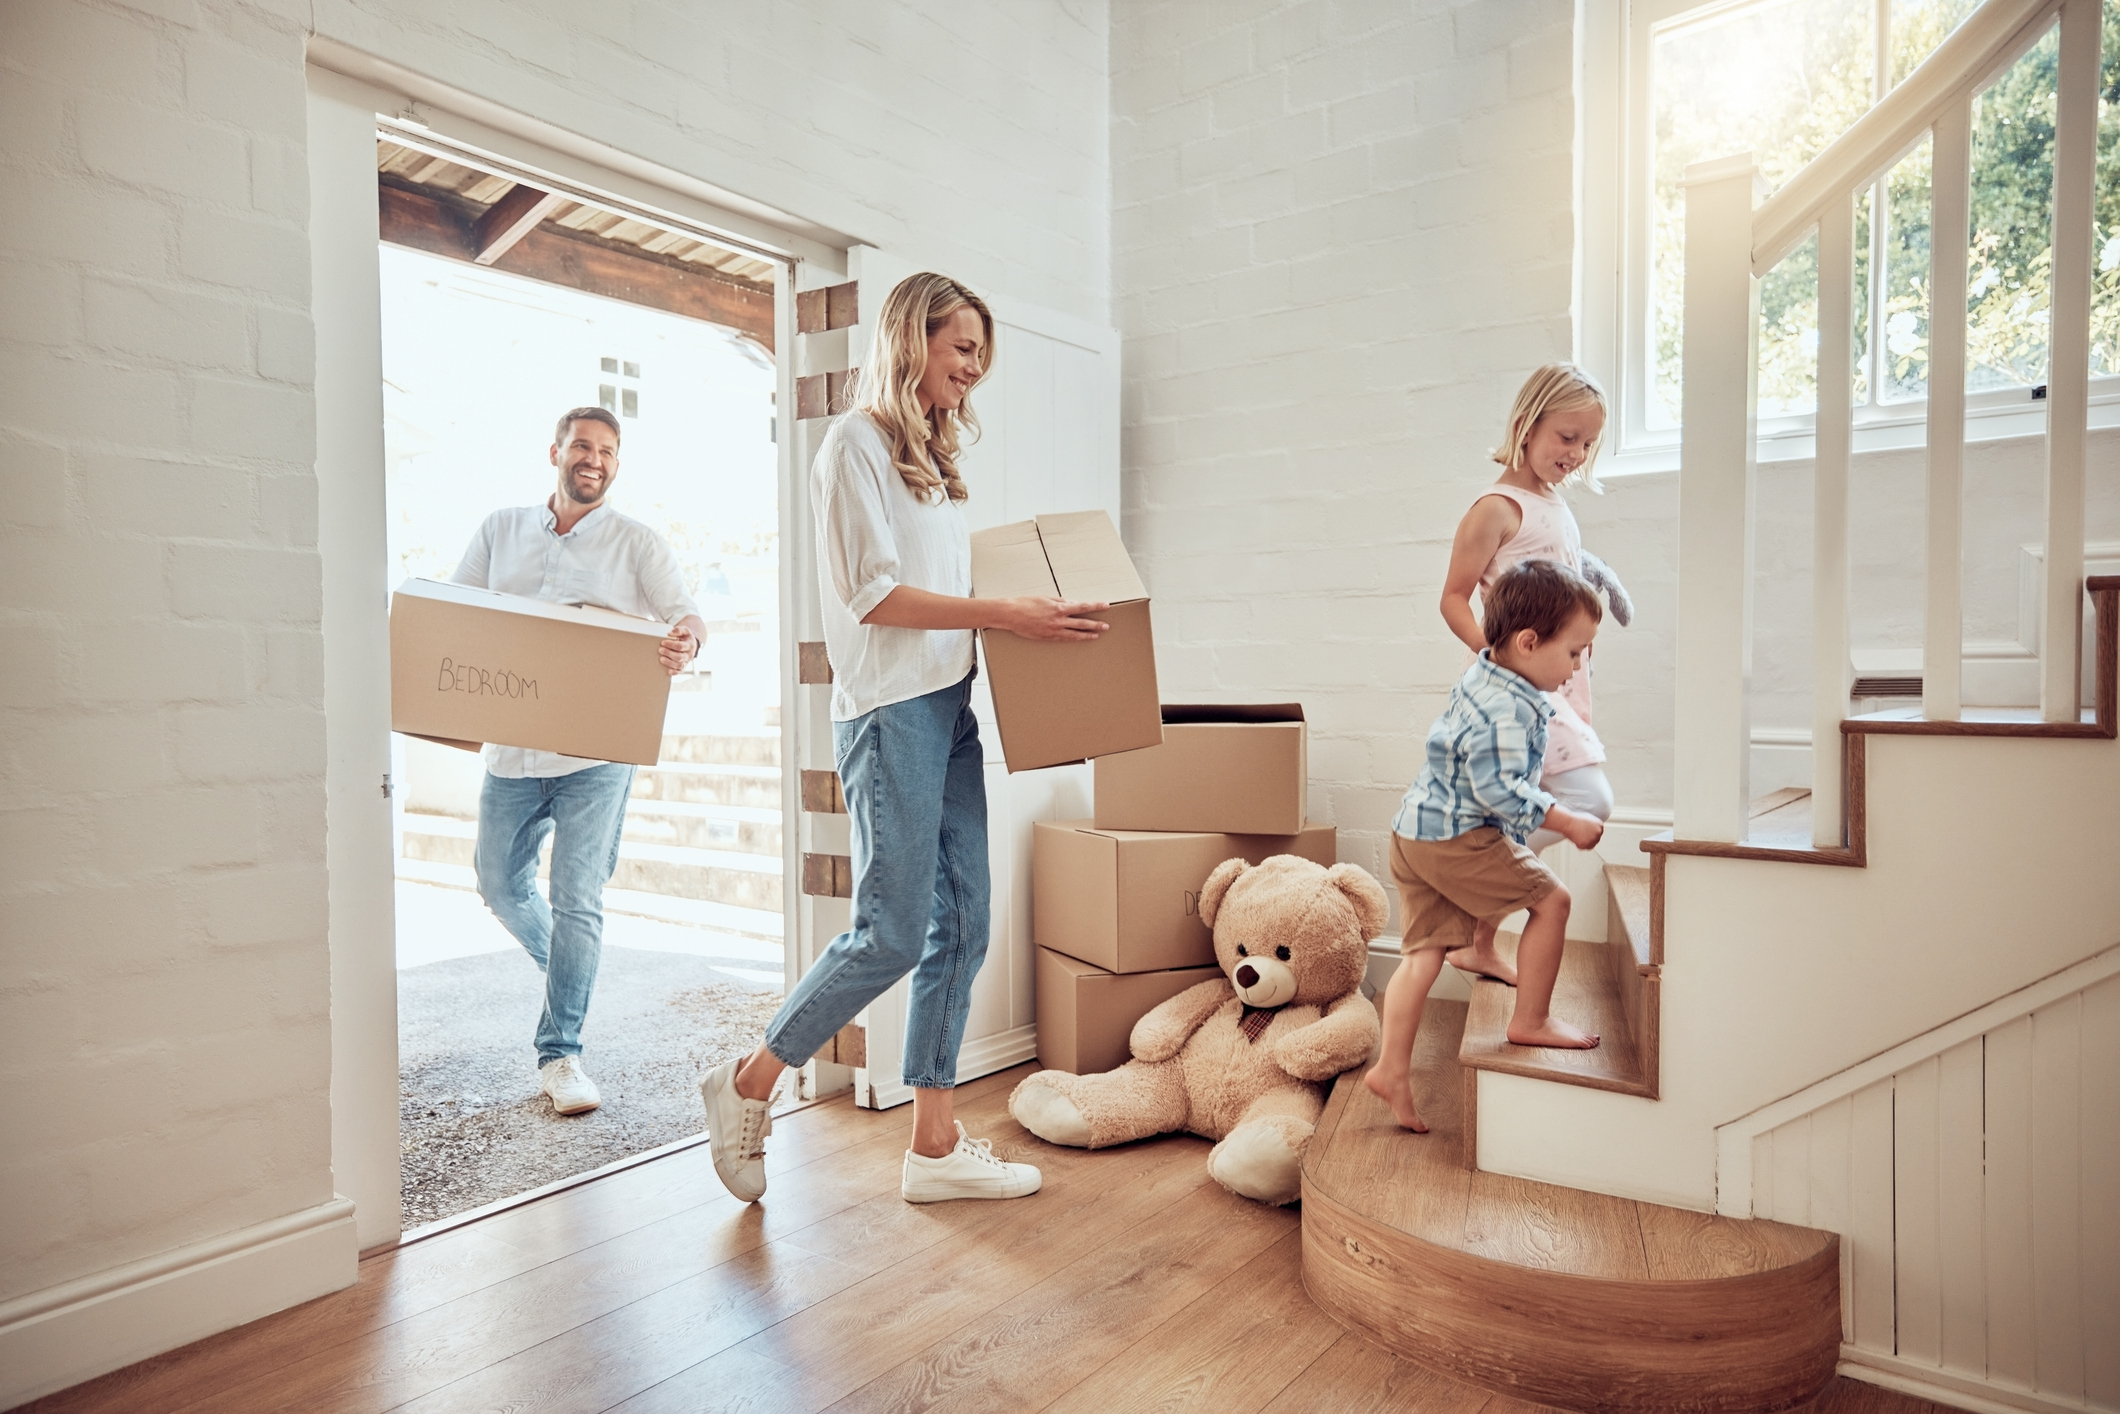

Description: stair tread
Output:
[1457,934,1651,1096]
[1604,863,1652,972]
[1309,1002,1830,1280]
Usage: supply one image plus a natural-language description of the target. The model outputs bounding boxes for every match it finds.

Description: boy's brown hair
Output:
[1482,558,1602,647]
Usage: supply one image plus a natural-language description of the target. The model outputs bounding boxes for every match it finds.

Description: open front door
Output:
[789,247,1122,1108]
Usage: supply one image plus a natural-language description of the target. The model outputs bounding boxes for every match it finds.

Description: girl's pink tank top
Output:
[1474,483,1605,775]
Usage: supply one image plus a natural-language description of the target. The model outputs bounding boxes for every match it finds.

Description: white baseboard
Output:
[0,1197,358,1409]
[860,1022,1038,1111]
[1840,1346,2100,1414]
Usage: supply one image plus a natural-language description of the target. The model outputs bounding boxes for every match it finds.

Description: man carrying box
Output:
[451,405,708,1116]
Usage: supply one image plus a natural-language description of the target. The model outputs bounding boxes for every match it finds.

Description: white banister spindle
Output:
[1675,155,1762,844]
[1813,195,1856,847]
[2042,0,2100,721]
[1923,96,1972,722]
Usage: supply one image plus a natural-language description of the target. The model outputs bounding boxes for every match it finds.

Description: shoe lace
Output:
[739,1103,772,1162]
[548,1057,581,1085]
[957,1132,1007,1169]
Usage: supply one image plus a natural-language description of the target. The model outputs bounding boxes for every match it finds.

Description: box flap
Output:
[392,578,670,638]
[969,522,1060,599]
[1035,511,1148,604]
[1158,702,1305,724]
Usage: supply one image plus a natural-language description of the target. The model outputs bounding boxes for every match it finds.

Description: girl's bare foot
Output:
[1446,942,1517,987]
[1363,1065,1430,1133]
[1507,1016,1601,1049]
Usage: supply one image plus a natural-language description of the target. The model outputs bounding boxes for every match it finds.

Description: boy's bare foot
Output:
[1363,1065,1430,1133]
[1507,1017,1601,1049]
[1445,943,1517,987]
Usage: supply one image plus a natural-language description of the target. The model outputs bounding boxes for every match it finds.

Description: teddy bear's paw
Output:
[1010,1075,1092,1147]
[1207,1120,1306,1206]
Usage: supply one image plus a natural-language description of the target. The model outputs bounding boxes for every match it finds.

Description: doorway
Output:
[373,141,788,1230]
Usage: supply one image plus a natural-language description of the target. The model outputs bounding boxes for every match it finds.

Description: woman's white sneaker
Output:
[539,1056,601,1115]
[700,1058,773,1202]
[901,1123,1042,1203]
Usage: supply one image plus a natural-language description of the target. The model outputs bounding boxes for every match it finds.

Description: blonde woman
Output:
[701,273,1109,1205]
[1428,362,1632,988]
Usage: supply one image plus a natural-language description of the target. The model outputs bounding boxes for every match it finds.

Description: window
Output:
[1583,0,2120,464]
[599,355,642,418]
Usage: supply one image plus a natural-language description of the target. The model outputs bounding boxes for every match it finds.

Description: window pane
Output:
[599,383,618,413]
[622,388,639,418]
[1652,0,1874,426]
[1882,25,2061,401]
[601,356,618,373]
[1890,0,1980,87]
[2092,2,2120,376]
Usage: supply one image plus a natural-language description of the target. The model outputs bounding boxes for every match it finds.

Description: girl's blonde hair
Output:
[853,272,994,504]
[1491,362,1609,492]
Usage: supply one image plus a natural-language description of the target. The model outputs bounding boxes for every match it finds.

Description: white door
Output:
[826,248,1122,1109]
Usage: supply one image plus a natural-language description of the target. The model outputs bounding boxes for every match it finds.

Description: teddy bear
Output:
[1010,853,1386,1205]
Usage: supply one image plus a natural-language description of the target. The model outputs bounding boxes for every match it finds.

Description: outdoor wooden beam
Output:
[377,181,774,349]
[472,182,566,266]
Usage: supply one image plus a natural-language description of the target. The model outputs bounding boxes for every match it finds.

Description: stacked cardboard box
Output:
[1034,704,1330,1073]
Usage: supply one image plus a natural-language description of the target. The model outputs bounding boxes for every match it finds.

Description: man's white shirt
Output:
[451,500,701,778]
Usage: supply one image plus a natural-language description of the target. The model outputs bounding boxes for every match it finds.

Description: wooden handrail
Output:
[1750,0,2060,273]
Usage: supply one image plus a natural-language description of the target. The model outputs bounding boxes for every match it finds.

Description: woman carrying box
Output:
[700,272,1110,1204]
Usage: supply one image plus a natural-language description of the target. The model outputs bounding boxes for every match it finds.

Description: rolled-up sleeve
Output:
[816,433,902,622]
[450,514,495,588]
[635,532,701,626]
[1464,714,1555,840]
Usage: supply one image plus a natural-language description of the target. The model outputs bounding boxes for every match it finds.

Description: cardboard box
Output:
[1092,704,1308,835]
[389,578,672,766]
[969,510,1162,773]
[1034,818,1336,973]
[1036,946,1223,1075]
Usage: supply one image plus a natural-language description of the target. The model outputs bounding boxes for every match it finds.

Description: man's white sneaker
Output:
[901,1123,1043,1203]
[700,1058,773,1203]
[539,1056,601,1115]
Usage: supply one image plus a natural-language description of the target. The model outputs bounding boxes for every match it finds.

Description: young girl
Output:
[1435,363,1627,988]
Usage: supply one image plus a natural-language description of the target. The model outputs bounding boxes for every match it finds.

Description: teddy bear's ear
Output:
[1197,857,1250,928]
[1326,863,1390,938]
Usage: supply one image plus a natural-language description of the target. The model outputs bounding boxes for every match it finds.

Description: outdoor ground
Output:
[395,879,782,1230]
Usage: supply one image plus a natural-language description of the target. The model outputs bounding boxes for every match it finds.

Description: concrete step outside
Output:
[630,761,783,809]
[398,857,784,946]
[621,799,782,857]
[402,813,783,912]
[658,732,781,767]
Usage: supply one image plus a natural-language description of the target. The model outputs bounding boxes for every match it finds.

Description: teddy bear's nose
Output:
[1235,963,1259,988]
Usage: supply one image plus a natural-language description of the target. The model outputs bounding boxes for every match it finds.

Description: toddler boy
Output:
[1365,559,1607,1133]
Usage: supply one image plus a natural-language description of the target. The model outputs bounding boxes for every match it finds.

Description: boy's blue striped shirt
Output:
[1393,652,1557,844]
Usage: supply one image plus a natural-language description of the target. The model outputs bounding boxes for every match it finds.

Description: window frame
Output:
[1577,0,2120,476]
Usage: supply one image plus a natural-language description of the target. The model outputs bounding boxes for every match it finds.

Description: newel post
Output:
[1674,155,1762,844]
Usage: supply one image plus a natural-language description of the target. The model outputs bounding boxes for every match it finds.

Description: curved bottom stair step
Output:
[1302,1000,1839,1414]
[1457,862,1660,1098]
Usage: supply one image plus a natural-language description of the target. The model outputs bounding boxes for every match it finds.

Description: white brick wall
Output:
[1113,0,1577,893]
[4,0,1112,1338]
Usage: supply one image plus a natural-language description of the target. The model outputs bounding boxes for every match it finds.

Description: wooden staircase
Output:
[1301,1000,1840,1414]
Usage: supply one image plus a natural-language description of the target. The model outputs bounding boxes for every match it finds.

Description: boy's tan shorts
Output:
[1390,829,1560,955]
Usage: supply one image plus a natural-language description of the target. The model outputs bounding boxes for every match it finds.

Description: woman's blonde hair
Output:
[1491,362,1609,492]
[853,272,994,504]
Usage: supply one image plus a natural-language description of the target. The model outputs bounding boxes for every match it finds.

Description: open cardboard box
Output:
[1093,703,1308,835]
[1034,818,1336,973]
[389,578,672,766]
[969,510,1162,773]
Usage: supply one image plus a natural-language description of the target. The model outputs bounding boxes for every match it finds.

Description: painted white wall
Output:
[3,0,1113,1400]
[1112,0,1579,898]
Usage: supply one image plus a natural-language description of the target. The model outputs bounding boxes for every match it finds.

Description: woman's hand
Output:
[993,596,1110,641]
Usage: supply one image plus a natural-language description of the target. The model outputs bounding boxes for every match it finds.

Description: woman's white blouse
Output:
[813,411,977,721]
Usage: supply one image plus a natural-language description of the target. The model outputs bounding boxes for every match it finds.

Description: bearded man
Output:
[450,405,708,1114]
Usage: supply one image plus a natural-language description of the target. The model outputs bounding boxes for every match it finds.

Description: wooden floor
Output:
[30,1065,1947,1414]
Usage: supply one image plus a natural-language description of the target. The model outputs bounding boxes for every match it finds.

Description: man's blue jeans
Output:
[473,762,636,1064]
[764,672,990,1088]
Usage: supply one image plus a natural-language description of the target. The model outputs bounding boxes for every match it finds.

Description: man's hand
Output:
[1544,804,1605,851]
[994,596,1111,642]
[660,625,702,676]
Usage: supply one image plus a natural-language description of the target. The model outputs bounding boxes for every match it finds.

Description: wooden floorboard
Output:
[1458,934,1651,1095]
[30,1055,1941,1414]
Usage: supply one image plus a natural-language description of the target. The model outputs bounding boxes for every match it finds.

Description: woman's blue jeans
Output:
[765,672,990,1089]
[473,762,636,1065]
